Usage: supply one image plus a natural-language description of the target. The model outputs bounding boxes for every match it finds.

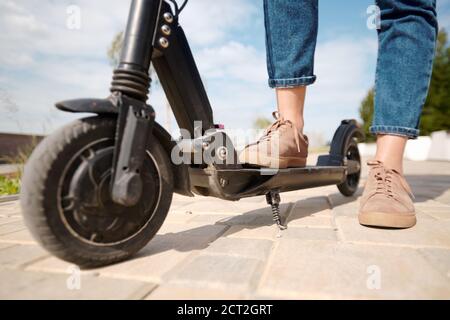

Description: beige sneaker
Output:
[359,160,416,229]
[239,112,308,169]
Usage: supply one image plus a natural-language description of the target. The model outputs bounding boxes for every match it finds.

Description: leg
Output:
[375,135,407,174]
[239,0,318,169]
[276,87,306,134]
[264,0,318,133]
[371,0,438,164]
[360,0,438,228]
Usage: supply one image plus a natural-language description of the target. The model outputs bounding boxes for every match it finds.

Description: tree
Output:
[359,88,375,142]
[107,31,158,84]
[360,28,450,139]
[421,29,450,135]
[253,117,272,130]
[0,88,22,132]
[107,31,124,67]
[107,32,169,128]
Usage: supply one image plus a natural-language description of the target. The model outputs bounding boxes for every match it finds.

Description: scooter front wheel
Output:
[20,116,173,268]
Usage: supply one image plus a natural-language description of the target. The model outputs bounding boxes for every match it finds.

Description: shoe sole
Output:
[358,211,416,229]
[240,152,307,169]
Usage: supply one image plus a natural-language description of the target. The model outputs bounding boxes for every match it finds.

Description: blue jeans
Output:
[264,0,438,138]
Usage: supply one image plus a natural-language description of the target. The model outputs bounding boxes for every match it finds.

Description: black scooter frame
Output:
[56,0,364,212]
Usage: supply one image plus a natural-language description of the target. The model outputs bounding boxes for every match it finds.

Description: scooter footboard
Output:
[189,166,346,200]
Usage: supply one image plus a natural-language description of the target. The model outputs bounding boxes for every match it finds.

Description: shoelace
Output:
[258,112,302,152]
[369,161,414,199]
[373,169,394,198]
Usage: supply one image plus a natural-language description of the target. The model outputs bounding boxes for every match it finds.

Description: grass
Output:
[0,136,39,196]
[0,175,20,196]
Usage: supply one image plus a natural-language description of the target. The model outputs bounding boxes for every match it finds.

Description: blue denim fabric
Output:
[264,0,318,88]
[264,0,438,139]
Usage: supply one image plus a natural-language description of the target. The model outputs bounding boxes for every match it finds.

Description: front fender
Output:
[56,96,120,114]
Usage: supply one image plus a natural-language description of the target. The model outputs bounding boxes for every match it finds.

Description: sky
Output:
[0,0,449,141]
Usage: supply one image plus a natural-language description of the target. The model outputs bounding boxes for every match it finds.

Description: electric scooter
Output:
[20,0,364,268]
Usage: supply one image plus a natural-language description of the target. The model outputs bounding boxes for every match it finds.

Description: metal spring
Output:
[110,69,150,102]
[270,203,286,230]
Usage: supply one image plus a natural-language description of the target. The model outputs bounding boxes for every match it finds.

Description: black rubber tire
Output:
[20,116,173,268]
[337,139,361,197]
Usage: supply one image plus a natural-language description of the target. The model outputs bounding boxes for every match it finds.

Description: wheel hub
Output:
[59,142,160,245]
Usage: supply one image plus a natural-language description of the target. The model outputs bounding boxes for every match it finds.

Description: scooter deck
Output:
[226,165,346,197]
[189,165,348,200]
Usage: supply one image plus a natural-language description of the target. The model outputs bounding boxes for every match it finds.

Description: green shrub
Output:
[0,176,20,196]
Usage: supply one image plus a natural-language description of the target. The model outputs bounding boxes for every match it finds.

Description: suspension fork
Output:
[110,0,163,206]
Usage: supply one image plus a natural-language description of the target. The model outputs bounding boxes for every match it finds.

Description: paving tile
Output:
[328,193,360,218]
[0,229,36,244]
[288,196,334,228]
[0,202,22,217]
[258,240,450,299]
[417,205,450,220]
[26,257,94,275]
[0,159,448,299]
[0,243,15,250]
[174,196,273,216]
[435,190,450,206]
[232,201,280,214]
[166,254,264,292]
[147,284,245,300]
[96,235,207,283]
[287,214,333,228]
[293,196,331,213]
[171,200,245,215]
[237,195,267,203]
[203,237,273,261]
[223,225,279,240]
[418,248,450,279]
[170,194,196,210]
[158,222,228,242]
[0,220,26,235]
[0,217,22,226]
[217,204,292,227]
[336,217,450,249]
[0,269,155,300]
[165,211,198,223]
[280,227,338,241]
[29,232,215,283]
[188,214,237,224]
[0,244,49,268]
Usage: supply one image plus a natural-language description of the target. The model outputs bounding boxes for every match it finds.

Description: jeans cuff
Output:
[370,125,420,139]
[269,75,316,88]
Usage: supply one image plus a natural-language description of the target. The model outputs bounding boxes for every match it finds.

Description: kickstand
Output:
[266,190,287,231]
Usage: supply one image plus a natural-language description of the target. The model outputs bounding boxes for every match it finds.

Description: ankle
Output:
[291,119,304,135]
[374,157,404,175]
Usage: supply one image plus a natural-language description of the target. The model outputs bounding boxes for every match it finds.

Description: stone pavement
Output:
[0,158,449,299]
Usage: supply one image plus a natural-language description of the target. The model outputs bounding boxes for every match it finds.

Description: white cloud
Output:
[0,0,422,142]
[180,0,259,45]
[310,37,377,106]
[0,0,264,134]
[196,41,267,83]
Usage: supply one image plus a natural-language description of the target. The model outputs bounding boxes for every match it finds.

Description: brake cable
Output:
[166,0,189,18]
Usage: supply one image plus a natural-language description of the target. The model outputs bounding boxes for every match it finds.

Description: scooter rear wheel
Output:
[337,139,361,197]
[20,116,173,268]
